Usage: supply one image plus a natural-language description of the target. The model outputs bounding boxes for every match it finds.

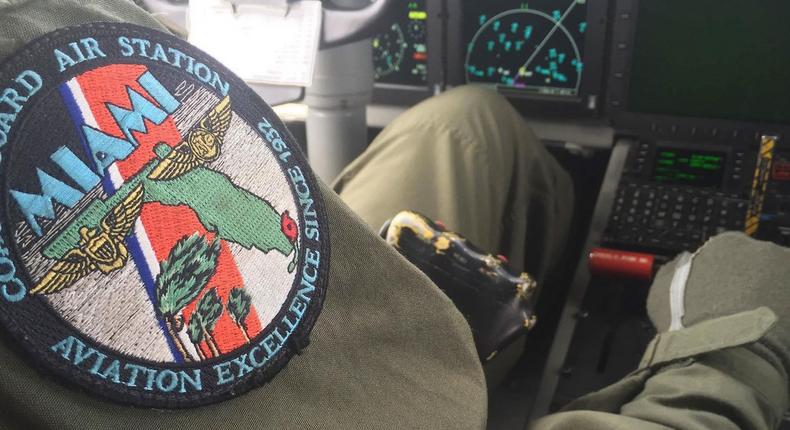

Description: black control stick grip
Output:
[380,211,538,363]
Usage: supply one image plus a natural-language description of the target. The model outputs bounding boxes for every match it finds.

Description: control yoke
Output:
[321,0,397,49]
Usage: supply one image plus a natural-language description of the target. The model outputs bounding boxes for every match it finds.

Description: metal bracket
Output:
[228,0,292,16]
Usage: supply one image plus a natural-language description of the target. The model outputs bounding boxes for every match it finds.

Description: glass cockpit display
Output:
[464,0,589,97]
[372,0,429,87]
[626,0,790,125]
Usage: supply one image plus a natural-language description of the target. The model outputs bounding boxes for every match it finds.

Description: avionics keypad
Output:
[602,141,790,254]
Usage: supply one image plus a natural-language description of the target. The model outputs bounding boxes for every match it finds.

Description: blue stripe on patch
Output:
[125,233,184,362]
[58,81,183,363]
[58,83,97,173]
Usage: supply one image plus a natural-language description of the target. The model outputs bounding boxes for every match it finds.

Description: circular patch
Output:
[0,23,329,408]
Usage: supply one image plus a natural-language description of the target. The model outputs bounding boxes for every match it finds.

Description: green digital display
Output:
[628,0,790,124]
[652,148,726,187]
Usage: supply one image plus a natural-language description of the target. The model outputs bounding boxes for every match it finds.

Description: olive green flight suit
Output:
[332,84,575,387]
[333,85,575,283]
[1,2,789,430]
[334,79,790,430]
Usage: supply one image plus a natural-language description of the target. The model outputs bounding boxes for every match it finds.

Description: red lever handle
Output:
[588,248,655,281]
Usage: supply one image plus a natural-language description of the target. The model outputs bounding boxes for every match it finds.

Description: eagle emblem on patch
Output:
[0,23,329,408]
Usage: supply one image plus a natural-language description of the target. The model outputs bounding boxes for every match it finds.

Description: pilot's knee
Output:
[425,85,517,122]
[442,85,509,107]
[391,84,539,156]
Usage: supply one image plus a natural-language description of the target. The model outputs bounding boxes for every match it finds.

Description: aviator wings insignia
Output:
[30,184,146,295]
[148,95,232,181]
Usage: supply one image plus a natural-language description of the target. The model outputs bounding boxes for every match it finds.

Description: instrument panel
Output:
[388,1,790,420]
[463,0,589,98]
[370,0,790,140]
[367,3,790,266]
[371,0,607,111]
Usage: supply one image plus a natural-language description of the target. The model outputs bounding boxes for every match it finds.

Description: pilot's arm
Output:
[532,233,790,430]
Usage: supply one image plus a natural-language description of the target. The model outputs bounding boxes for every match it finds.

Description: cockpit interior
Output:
[138,0,790,427]
[368,1,789,427]
[5,0,790,428]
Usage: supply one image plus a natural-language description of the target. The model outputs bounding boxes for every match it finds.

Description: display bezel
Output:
[606,0,790,144]
[445,0,610,116]
[372,0,441,105]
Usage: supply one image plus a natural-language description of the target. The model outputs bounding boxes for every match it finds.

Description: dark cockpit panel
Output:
[630,1,790,125]
[609,0,790,140]
[543,3,790,422]
[601,0,790,254]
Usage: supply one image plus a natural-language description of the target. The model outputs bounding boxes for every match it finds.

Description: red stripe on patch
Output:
[76,65,262,357]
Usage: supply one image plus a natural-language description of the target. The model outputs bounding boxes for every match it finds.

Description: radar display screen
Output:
[628,0,790,124]
[372,0,428,87]
[464,0,589,97]
[652,148,727,188]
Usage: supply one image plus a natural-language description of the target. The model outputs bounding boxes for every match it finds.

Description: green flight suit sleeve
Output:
[531,234,790,430]
[0,182,489,430]
[0,0,168,54]
[532,311,787,430]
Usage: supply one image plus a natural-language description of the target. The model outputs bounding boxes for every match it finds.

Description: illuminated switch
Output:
[772,159,790,181]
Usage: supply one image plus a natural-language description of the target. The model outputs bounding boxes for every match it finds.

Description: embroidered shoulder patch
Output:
[0,23,329,408]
